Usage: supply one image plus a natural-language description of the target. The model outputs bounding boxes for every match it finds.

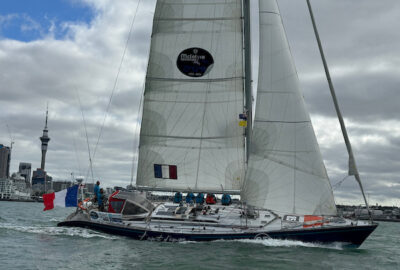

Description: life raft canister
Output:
[78,198,91,210]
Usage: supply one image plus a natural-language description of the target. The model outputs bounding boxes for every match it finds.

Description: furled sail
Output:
[241,0,337,216]
[136,0,246,192]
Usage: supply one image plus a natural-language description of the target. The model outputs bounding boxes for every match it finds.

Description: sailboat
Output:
[59,0,377,247]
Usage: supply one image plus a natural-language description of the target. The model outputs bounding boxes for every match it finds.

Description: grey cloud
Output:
[1,0,399,205]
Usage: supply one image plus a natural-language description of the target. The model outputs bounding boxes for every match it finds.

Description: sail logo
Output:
[177,47,214,77]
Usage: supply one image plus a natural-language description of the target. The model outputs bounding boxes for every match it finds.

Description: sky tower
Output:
[40,107,50,170]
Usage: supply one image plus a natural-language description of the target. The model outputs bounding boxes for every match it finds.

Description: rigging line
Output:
[75,88,95,185]
[306,0,372,219]
[130,81,145,187]
[91,0,142,163]
[332,175,349,190]
[72,138,82,177]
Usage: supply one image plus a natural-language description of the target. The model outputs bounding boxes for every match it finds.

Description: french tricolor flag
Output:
[43,185,79,211]
[154,164,177,179]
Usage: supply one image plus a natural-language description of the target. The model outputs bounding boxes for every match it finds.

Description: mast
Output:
[243,0,252,161]
[306,0,372,219]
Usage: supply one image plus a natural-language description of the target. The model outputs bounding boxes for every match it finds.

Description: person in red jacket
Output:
[206,193,216,204]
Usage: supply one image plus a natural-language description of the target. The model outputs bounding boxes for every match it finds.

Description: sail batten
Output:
[241,0,337,216]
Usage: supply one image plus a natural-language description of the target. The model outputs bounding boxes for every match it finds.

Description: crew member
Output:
[221,194,232,205]
[186,192,195,203]
[174,192,183,203]
[94,181,101,204]
[99,188,106,211]
[196,193,204,204]
[206,193,216,204]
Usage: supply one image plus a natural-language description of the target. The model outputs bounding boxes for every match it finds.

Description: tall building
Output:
[0,144,11,179]
[18,162,32,187]
[52,180,73,192]
[31,168,52,193]
[0,173,32,200]
[40,107,50,170]
[32,107,52,193]
[32,169,46,187]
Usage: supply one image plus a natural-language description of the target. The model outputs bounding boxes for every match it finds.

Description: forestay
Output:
[137,0,246,192]
[241,0,337,216]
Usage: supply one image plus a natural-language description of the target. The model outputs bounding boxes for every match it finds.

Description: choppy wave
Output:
[235,238,344,250]
[178,237,344,249]
[49,217,65,222]
[0,222,118,239]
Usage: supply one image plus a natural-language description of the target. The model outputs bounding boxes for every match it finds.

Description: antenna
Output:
[44,102,49,129]
[5,122,14,180]
[6,123,14,150]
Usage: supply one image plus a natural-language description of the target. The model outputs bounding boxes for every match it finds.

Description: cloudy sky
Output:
[0,0,399,206]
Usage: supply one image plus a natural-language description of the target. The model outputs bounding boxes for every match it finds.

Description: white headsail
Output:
[137,0,246,192]
[241,0,337,216]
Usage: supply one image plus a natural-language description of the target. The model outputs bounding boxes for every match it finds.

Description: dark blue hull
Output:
[58,220,377,247]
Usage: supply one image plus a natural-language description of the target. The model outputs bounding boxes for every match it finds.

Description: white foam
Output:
[236,238,344,250]
[175,238,344,249]
[49,217,64,222]
[0,223,118,239]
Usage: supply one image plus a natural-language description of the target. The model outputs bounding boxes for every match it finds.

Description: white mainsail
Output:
[241,0,337,216]
[136,0,246,192]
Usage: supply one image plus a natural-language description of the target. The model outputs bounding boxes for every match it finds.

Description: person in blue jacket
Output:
[186,192,195,203]
[196,193,204,204]
[94,181,101,205]
[221,194,232,205]
[174,192,183,203]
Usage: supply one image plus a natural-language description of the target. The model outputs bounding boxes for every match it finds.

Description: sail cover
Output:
[136,0,246,192]
[241,0,337,216]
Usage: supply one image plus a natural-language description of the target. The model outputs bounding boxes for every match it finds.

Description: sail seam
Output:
[146,76,243,82]
[141,145,240,150]
[259,11,279,16]
[256,149,314,154]
[252,155,326,179]
[145,99,242,104]
[159,2,241,6]
[257,90,295,94]
[155,17,242,22]
[254,120,310,124]
[141,134,242,140]
[145,89,241,94]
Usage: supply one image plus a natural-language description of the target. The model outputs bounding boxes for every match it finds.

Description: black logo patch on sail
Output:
[177,48,214,77]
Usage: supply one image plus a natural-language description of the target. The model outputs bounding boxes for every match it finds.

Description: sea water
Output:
[0,201,399,270]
